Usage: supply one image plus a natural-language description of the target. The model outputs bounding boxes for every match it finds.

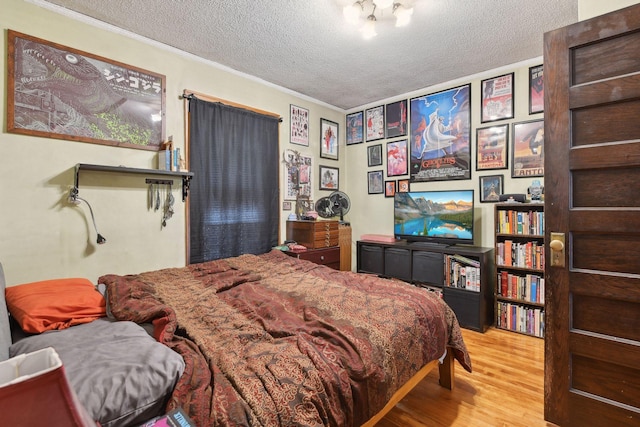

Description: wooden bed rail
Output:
[361,349,455,426]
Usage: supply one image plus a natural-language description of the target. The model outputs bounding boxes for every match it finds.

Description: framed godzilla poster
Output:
[7,30,166,151]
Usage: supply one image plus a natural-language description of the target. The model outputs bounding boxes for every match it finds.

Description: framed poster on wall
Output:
[385,99,408,138]
[367,170,384,194]
[409,84,471,182]
[290,104,309,146]
[386,139,408,177]
[319,165,339,190]
[479,174,503,203]
[476,124,508,170]
[481,73,514,123]
[367,144,382,167]
[346,111,364,145]
[283,149,312,200]
[320,118,339,160]
[529,65,544,114]
[512,119,544,178]
[365,105,385,142]
[7,30,166,151]
[385,180,397,198]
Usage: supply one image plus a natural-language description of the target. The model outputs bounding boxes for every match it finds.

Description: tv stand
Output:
[409,241,451,250]
[357,239,494,332]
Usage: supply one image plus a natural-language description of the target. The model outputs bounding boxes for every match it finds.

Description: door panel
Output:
[544,4,640,426]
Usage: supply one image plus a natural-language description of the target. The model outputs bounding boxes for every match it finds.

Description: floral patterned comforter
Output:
[100,250,471,427]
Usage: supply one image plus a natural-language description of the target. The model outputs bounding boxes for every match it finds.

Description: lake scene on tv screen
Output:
[394,191,473,240]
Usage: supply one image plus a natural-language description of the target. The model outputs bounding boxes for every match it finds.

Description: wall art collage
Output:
[350,64,544,202]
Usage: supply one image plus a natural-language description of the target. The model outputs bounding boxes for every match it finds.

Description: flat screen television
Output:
[394,190,474,245]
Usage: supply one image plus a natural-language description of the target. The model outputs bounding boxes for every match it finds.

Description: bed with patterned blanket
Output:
[99,249,472,426]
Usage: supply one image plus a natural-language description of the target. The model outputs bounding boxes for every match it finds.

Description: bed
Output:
[1,249,471,426]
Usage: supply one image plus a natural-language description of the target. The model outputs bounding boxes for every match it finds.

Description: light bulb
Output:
[394,5,413,27]
[343,4,361,24]
[375,0,394,9]
[361,18,377,39]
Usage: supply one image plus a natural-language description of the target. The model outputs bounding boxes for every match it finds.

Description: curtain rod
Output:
[182,89,282,121]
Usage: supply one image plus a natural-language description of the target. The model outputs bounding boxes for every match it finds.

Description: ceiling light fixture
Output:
[343,0,414,38]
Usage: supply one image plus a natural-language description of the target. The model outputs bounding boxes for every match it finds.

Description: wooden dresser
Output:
[285,220,339,248]
[338,223,352,271]
[284,247,340,270]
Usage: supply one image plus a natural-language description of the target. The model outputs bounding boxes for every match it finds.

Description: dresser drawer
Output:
[286,220,339,248]
[285,247,341,270]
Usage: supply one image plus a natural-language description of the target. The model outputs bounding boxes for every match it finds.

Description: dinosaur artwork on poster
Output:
[9,30,164,150]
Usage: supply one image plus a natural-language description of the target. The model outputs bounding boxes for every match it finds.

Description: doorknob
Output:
[549,232,565,267]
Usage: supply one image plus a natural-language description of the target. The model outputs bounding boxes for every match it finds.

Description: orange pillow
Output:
[5,278,106,333]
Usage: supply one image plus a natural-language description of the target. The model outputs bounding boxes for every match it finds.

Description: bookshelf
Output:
[494,202,545,338]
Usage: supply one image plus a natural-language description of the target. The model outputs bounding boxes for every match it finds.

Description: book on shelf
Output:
[497,208,544,236]
[157,147,182,172]
[451,253,480,268]
[496,301,545,337]
[445,255,480,292]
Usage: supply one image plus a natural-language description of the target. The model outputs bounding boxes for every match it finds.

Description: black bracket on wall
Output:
[74,163,194,201]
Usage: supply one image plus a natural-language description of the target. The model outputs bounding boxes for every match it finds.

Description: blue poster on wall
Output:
[409,84,471,182]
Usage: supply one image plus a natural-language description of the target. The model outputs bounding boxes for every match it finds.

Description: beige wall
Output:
[342,60,543,254]
[0,0,343,285]
[1,0,637,285]
[579,0,640,19]
[342,0,640,262]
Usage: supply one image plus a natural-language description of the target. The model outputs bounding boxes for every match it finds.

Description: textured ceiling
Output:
[41,0,578,110]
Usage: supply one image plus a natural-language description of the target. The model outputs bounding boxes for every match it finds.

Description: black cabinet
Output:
[357,240,495,332]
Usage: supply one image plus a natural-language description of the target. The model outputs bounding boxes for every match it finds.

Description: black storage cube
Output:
[384,248,411,282]
[359,244,384,275]
[444,287,483,332]
[412,251,444,287]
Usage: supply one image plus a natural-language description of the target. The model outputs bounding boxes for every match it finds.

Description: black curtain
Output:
[188,97,279,263]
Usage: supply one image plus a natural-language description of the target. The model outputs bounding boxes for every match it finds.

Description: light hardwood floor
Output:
[377,327,558,427]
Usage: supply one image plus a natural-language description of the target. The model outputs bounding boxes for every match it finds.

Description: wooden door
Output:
[544,4,640,426]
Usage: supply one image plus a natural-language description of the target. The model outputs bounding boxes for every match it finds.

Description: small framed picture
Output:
[385,100,408,138]
[346,111,364,145]
[386,139,408,177]
[290,104,309,146]
[397,178,410,193]
[512,119,544,178]
[481,73,514,123]
[476,124,508,170]
[385,180,397,198]
[479,174,504,203]
[367,144,383,167]
[320,118,339,160]
[365,105,385,142]
[282,201,292,210]
[319,165,339,191]
[295,196,313,218]
[368,170,384,194]
[529,65,544,114]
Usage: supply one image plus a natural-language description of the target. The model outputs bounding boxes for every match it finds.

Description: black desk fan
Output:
[315,191,351,224]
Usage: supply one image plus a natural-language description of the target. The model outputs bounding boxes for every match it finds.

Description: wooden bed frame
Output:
[362,349,455,426]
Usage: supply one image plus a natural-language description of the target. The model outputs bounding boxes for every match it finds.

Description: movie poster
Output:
[529,65,544,114]
[8,30,165,150]
[512,120,544,178]
[481,73,514,123]
[409,84,471,182]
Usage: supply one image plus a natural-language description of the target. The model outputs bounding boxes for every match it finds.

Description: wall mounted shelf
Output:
[74,163,194,201]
